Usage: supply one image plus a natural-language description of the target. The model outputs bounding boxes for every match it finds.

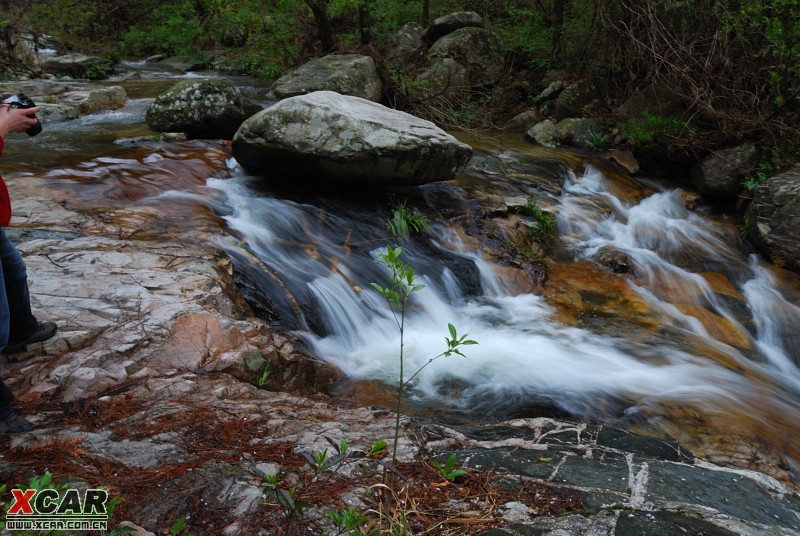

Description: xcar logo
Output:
[5,488,109,532]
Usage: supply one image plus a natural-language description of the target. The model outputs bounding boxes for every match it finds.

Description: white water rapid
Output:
[195,154,800,477]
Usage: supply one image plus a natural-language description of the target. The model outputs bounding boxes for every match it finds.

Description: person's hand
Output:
[0,103,41,138]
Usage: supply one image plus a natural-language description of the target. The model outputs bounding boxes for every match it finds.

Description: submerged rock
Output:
[232,90,472,187]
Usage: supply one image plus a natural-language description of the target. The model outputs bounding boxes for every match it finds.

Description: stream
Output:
[4,64,800,484]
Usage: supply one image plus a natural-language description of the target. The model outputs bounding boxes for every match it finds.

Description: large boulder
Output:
[554,117,605,148]
[232,90,472,187]
[422,11,484,45]
[554,79,601,121]
[428,27,504,87]
[413,57,468,105]
[745,165,800,273]
[267,54,383,102]
[385,22,425,70]
[40,53,113,79]
[691,143,758,198]
[146,78,259,139]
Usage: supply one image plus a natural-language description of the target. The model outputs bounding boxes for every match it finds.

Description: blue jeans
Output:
[0,228,38,419]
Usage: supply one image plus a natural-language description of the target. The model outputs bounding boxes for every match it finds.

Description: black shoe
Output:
[0,411,33,433]
[4,321,58,354]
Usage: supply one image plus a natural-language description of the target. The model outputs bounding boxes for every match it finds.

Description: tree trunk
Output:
[422,0,430,26]
[551,0,567,56]
[359,0,371,45]
[304,0,336,52]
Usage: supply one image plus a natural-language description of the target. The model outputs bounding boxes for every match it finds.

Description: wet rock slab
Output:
[423,419,800,536]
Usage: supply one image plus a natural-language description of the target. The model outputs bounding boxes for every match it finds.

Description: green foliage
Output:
[80,63,110,80]
[261,472,310,524]
[166,515,194,536]
[518,198,558,246]
[256,366,272,388]
[619,112,686,145]
[121,1,205,58]
[0,473,129,536]
[431,453,467,482]
[588,132,610,150]
[326,506,369,535]
[371,246,477,466]
[0,473,69,535]
[719,0,800,103]
[388,201,431,239]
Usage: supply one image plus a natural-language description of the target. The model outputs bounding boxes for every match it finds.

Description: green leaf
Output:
[448,323,457,339]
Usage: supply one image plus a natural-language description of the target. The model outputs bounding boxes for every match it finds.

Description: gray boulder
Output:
[617,83,685,121]
[232,90,472,187]
[153,55,206,73]
[428,27,504,87]
[503,110,544,133]
[554,79,600,121]
[691,143,758,198]
[267,54,383,102]
[386,22,425,70]
[40,53,113,78]
[526,120,557,148]
[745,165,800,273]
[554,117,605,148]
[414,57,468,105]
[422,11,484,45]
[145,78,259,139]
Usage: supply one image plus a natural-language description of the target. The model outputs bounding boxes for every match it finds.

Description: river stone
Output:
[422,11,484,45]
[428,27,504,87]
[0,80,127,119]
[146,78,258,139]
[691,143,758,198]
[554,117,604,148]
[40,53,113,78]
[502,110,543,133]
[267,54,383,102]
[153,55,206,72]
[232,90,473,186]
[745,165,800,273]
[527,120,557,148]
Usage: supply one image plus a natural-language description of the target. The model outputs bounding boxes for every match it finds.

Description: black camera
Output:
[2,93,42,136]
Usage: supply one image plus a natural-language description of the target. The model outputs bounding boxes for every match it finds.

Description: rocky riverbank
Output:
[0,137,798,535]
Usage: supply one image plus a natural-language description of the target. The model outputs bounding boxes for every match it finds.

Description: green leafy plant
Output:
[371,246,477,466]
[256,365,271,388]
[166,515,194,536]
[388,201,430,239]
[260,472,310,525]
[619,112,685,145]
[431,453,467,482]
[326,506,369,535]
[0,472,130,536]
[588,132,610,150]
[518,197,558,246]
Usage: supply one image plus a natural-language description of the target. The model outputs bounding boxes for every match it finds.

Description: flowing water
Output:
[5,66,800,483]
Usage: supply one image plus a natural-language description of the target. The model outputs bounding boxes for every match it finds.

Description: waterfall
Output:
[204,160,800,435]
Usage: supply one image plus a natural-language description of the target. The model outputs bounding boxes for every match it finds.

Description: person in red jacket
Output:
[0,99,58,434]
